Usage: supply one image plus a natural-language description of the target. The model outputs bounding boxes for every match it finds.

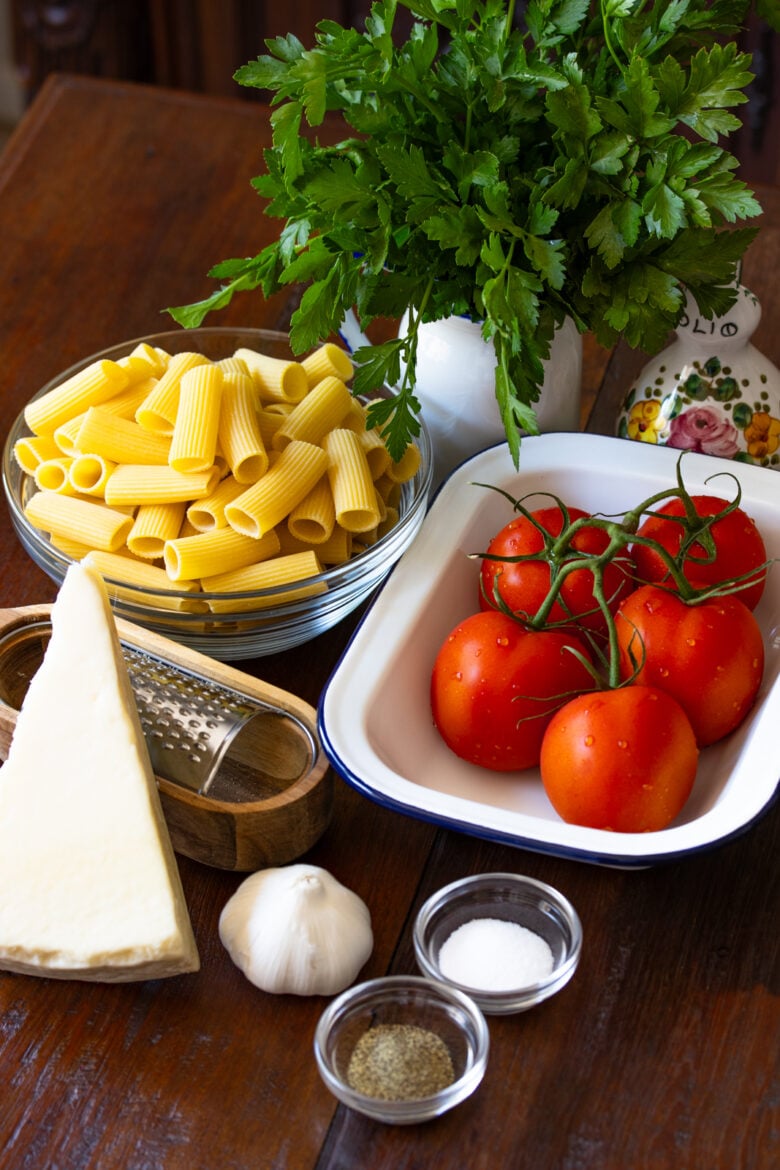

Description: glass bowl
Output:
[313,975,489,1125]
[413,872,582,1015]
[2,328,433,660]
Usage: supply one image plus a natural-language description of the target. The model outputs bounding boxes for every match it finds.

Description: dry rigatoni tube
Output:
[168,362,223,473]
[186,474,246,532]
[24,359,129,436]
[301,343,354,387]
[52,414,86,457]
[287,476,335,545]
[271,376,353,452]
[218,372,269,483]
[33,458,77,495]
[276,522,353,566]
[68,454,117,497]
[225,440,329,539]
[164,526,280,581]
[357,425,392,480]
[49,534,95,560]
[13,434,61,473]
[339,398,369,433]
[105,463,220,506]
[216,356,249,376]
[233,347,308,405]
[24,491,133,551]
[76,406,172,465]
[117,341,167,381]
[202,550,325,612]
[386,441,421,483]
[87,379,155,421]
[135,351,209,435]
[82,550,208,613]
[324,429,382,533]
[127,502,187,559]
[256,406,290,449]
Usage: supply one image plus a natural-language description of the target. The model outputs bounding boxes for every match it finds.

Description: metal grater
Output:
[0,615,318,805]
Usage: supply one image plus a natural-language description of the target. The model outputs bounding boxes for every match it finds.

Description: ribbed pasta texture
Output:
[17,340,421,612]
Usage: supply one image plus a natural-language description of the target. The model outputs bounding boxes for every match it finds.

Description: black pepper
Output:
[346,1023,455,1101]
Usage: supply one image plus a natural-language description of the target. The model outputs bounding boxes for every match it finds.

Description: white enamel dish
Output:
[318,433,780,867]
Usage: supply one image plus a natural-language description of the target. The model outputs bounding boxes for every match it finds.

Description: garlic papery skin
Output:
[218,864,373,996]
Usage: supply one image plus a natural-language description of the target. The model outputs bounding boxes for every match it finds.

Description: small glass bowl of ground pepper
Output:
[413,873,582,1015]
[313,975,489,1124]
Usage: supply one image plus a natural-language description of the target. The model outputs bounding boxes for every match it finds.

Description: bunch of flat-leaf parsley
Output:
[168,0,769,464]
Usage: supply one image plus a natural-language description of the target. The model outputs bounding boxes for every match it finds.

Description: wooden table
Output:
[0,75,777,1170]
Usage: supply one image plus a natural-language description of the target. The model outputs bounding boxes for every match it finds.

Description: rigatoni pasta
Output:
[24,359,129,436]
[186,475,246,532]
[225,440,329,539]
[76,407,171,465]
[168,362,223,473]
[12,434,61,473]
[218,372,269,483]
[33,458,76,495]
[276,522,353,566]
[105,463,221,506]
[135,351,208,434]
[127,502,187,559]
[202,550,325,612]
[301,342,353,387]
[25,491,134,551]
[287,476,335,545]
[52,414,87,457]
[17,335,421,616]
[164,526,280,581]
[69,453,117,497]
[324,429,382,534]
[82,550,208,613]
[233,347,308,405]
[271,375,353,452]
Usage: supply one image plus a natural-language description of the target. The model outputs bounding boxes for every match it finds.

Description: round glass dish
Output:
[313,975,489,1125]
[2,327,433,660]
[413,872,582,1015]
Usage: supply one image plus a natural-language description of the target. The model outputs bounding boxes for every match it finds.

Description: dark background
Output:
[7,0,780,186]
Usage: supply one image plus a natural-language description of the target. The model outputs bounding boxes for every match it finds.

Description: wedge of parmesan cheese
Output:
[0,563,200,980]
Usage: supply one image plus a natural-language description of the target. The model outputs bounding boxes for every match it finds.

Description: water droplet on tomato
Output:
[584,734,595,747]
[454,671,462,681]
[659,667,669,678]
[617,739,628,749]
[686,638,696,647]
[496,636,509,647]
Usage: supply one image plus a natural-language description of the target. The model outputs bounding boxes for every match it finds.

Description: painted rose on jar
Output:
[666,406,740,458]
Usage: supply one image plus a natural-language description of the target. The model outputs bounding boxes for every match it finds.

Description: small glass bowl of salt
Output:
[413,872,582,1015]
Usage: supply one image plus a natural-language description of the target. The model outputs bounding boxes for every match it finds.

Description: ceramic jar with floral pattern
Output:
[616,285,780,470]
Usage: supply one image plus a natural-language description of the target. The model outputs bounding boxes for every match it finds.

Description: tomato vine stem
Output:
[470,454,774,692]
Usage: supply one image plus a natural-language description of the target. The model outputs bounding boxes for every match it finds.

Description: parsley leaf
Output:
[168,0,769,464]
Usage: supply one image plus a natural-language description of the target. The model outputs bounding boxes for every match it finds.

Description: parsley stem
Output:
[505,0,516,41]
[599,0,625,77]
[400,275,436,393]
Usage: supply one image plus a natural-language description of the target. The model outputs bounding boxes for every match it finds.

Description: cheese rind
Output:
[0,563,200,980]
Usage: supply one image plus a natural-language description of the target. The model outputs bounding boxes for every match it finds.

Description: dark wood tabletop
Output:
[0,74,777,1170]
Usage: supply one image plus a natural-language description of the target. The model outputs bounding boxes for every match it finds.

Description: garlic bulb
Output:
[218,864,373,996]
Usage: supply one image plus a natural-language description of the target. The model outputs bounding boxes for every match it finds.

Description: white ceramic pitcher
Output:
[340,309,583,486]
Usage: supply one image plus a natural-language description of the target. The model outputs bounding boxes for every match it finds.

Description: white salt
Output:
[438,917,554,991]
